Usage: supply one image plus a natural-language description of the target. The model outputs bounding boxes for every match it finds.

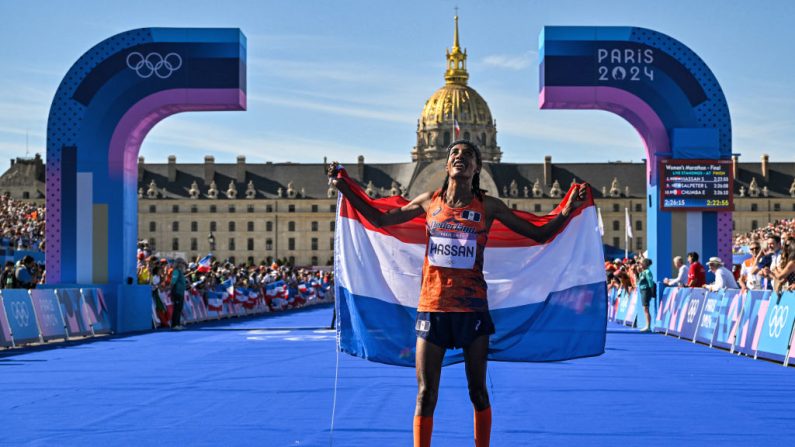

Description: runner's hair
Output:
[440,139,486,200]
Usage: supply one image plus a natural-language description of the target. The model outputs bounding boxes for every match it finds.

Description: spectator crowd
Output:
[0,194,45,252]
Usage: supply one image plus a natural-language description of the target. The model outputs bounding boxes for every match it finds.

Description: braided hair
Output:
[440,139,486,200]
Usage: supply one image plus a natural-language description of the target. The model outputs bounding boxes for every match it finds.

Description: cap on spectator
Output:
[707,257,723,266]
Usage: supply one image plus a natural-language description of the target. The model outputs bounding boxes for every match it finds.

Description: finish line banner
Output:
[334,170,607,366]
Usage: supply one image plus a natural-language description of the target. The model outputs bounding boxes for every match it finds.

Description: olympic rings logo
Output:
[126,52,182,79]
[10,301,30,327]
[686,299,699,323]
[767,305,789,338]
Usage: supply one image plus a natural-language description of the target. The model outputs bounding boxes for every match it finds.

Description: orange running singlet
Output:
[418,190,488,312]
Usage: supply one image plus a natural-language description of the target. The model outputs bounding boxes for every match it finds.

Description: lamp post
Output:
[208,231,216,252]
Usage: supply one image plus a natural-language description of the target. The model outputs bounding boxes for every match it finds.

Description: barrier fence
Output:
[608,286,795,366]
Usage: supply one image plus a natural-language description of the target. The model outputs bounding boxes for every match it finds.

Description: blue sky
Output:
[0,0,793,166]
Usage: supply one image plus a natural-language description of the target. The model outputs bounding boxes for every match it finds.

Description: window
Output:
[311,238,318,251]
[228,221,236,232]
[149,222,156,232]
[329,238,334,250]
[751,220,758,230]
[191,205,197,213]
[22,191,29,199]
[288,256,295,266]
[149,238,156,249]
[172,205,179,213]
[751,203,758,211]
[266,204,273,212]
[311,256,318,266]
[247,238,254,251]
[149,205,156,213]
[636,237,643,250]
[172,221,179,231]
[172,238,179,250]
[773,203,781,211]
[288,221,296,231]
[247,205,254,213]
[190,238,197,251]
[534,204,541,212]
[288,238,295,250]
[228,238,235,251]
[228,205,236,213]
[613,237,620,247]
[612,220,620,231]
[247,221,254,232]
[443,131,451,146]
[511,204,517,210]
[635,220,642,231]
[266,221,273,232]
[464,131,470,140]
[329,221,335,231]
[312,204,319,212]
[311,221,318,232]
[732,220,736,230]
[266,239,273,250]
[191,221,198,232]
[288,204,296,213]
[635,203,642,212]
[481,133,486,144]
[612,204,619,212]
[210,221,217,232]
[330,205,337,213]
[210,205,217,213]
[247,256,255,265]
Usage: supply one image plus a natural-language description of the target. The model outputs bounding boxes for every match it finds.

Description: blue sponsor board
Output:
[622,290,639,327]
[667,288,693,337]
[0,296,13,347]
[654,287,677,333]
[734,290,771,356]
[679,288,707,341]
[30,289,67,341]
[81,288,112,334]
[711,289,745,350]
[754,292,795,363]
[614,289,630,324]
[1,289,40,344]
[607,288,618,321]
[694,291,722,345]
[56,289,92,338]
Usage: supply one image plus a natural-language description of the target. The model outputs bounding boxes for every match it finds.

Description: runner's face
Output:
[447,144,479,179]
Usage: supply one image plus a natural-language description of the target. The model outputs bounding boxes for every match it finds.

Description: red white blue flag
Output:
[333,169,606,366]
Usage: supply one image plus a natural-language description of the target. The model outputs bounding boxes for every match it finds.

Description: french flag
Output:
[206,291,224,312]
[333,169,606,366]
[196,254,212,273]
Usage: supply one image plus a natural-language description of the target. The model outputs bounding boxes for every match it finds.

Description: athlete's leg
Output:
[464,334,491,447]
[415,337,445,416]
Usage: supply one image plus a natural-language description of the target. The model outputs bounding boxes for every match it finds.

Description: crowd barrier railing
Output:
[0,287,112,348]
[608,285,795,366]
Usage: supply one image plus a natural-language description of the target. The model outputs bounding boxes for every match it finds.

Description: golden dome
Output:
[420,84,493,127]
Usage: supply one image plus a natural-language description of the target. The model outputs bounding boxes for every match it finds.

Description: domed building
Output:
[412,16,502,163]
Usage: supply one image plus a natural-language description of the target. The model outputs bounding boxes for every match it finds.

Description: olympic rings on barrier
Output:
[767,305,789,338]
[10,301,30,327]
[126,52,183,79]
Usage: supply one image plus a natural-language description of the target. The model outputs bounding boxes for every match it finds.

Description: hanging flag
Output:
[625,208,633,239]
[333,168,606,366]
[454,119,461,139]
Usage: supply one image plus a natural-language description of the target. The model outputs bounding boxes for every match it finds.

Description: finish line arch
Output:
[539,26,732,280]
[45,28,246,328]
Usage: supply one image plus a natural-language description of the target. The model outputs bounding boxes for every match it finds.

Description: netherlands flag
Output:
[333,169,606,366]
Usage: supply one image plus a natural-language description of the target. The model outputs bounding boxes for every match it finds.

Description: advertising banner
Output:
[711,289,745,350]
[679,288,707,341]
[81,288,112,334]
[55,289,92,338]
[0,296,14,347]
[755,292,795,363]
[622,290,639,327]
[694,291,722,345]
[29,289,67,341]
[607,288,618,321]
[667,288,693,337]
[614,289,630,324]
[654,287,678,334]
[733,290,771,355]
[191,293,208,321]
[1,290,40,344]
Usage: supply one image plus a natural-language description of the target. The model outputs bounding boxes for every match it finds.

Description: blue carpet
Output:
[1,304,793,446]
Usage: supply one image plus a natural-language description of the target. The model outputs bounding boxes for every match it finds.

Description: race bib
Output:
[427,234,477,269]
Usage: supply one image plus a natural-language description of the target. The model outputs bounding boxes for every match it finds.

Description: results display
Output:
[659,159,733,211]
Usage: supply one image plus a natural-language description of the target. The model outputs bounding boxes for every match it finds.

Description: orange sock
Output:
[474,407,492,447]
[413,415,433,447]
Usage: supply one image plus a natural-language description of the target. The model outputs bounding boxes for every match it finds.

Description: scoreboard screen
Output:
[659,159,733,211]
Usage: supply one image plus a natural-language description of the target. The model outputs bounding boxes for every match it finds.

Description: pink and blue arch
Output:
[45,28,246,296]
[539,26,732,280]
